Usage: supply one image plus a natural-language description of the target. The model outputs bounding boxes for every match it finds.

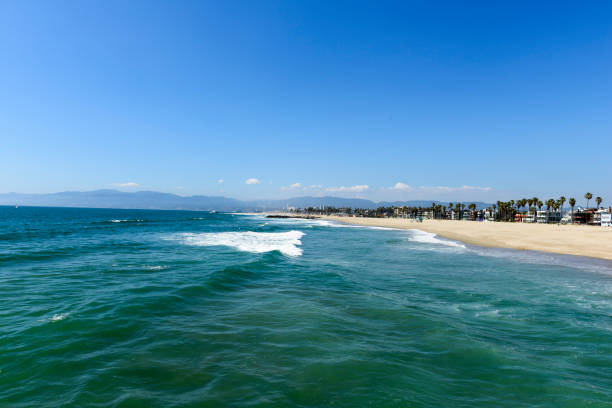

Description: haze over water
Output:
[1,206,611,407]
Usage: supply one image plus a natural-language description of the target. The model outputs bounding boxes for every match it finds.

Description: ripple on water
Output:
[1,207,611,407]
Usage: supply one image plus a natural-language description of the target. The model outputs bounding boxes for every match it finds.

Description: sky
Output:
[1,1,611,204]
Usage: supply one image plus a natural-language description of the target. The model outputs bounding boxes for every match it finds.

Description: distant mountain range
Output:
[0,190,492,211]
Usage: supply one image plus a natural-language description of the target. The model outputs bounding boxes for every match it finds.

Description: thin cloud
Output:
[245,178,260,185]
[281,182,302,191]
[419,185,492,192]
[388,182,413,191]
[113,182,139,188]
[218,179,224,184]
[326,185,369,193]
[384,183,489,192]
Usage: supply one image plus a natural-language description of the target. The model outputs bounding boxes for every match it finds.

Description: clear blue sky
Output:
[1,1,611,204]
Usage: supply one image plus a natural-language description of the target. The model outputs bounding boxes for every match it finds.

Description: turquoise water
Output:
[1,206,611,407]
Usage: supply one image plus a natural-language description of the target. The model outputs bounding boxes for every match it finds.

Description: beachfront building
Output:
[484,208,496,221]
[591,210,600,226]
[514,213,528,223]
[601,210,611,227]
[592,208,612,226]
[587,209,605,226]
[561,212,573,224]
[537,210,562,224]
[525,211,537,223]
[461,210,473,221]
[475,210,483,221]
[573,212,587,224]
[548,211,562,223]
[568,207,604,225]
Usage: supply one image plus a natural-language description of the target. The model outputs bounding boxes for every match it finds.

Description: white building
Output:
[526,211,537,223]
[599,210,611,227]
[536,210,547,223]
[561,212,573,224]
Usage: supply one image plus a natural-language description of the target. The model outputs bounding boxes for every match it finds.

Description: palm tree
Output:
[569,197,576,221]
[537,200,543,211]
[596,196,602,209]
[527,199,534,212]
[546,199,554,211]
[585,192,592,209]
[532,197,539,212]
[559,196,566,211]
[466,203,474,220]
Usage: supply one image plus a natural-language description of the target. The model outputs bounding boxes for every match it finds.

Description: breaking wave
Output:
[407,229,466,248]
[176,230,305,257]
[50,312,70,322]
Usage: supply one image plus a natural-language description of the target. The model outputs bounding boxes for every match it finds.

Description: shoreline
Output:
[260,213,612,261]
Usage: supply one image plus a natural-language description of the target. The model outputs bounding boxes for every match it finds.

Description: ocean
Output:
[1,206,611,407]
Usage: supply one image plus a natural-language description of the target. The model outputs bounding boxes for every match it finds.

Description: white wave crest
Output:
[50,313,70,322]
[177,230,305,257]
[407,229,466,248]
[143,265,168,271]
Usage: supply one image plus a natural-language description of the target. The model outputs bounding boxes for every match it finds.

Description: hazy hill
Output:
[0,190,491,211]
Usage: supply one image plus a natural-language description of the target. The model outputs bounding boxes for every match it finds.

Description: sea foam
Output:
[50,313,70,322]
[406,229,466,249]
[177,230,305,257]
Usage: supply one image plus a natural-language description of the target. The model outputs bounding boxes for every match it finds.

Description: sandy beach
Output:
[266,214,612,261]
